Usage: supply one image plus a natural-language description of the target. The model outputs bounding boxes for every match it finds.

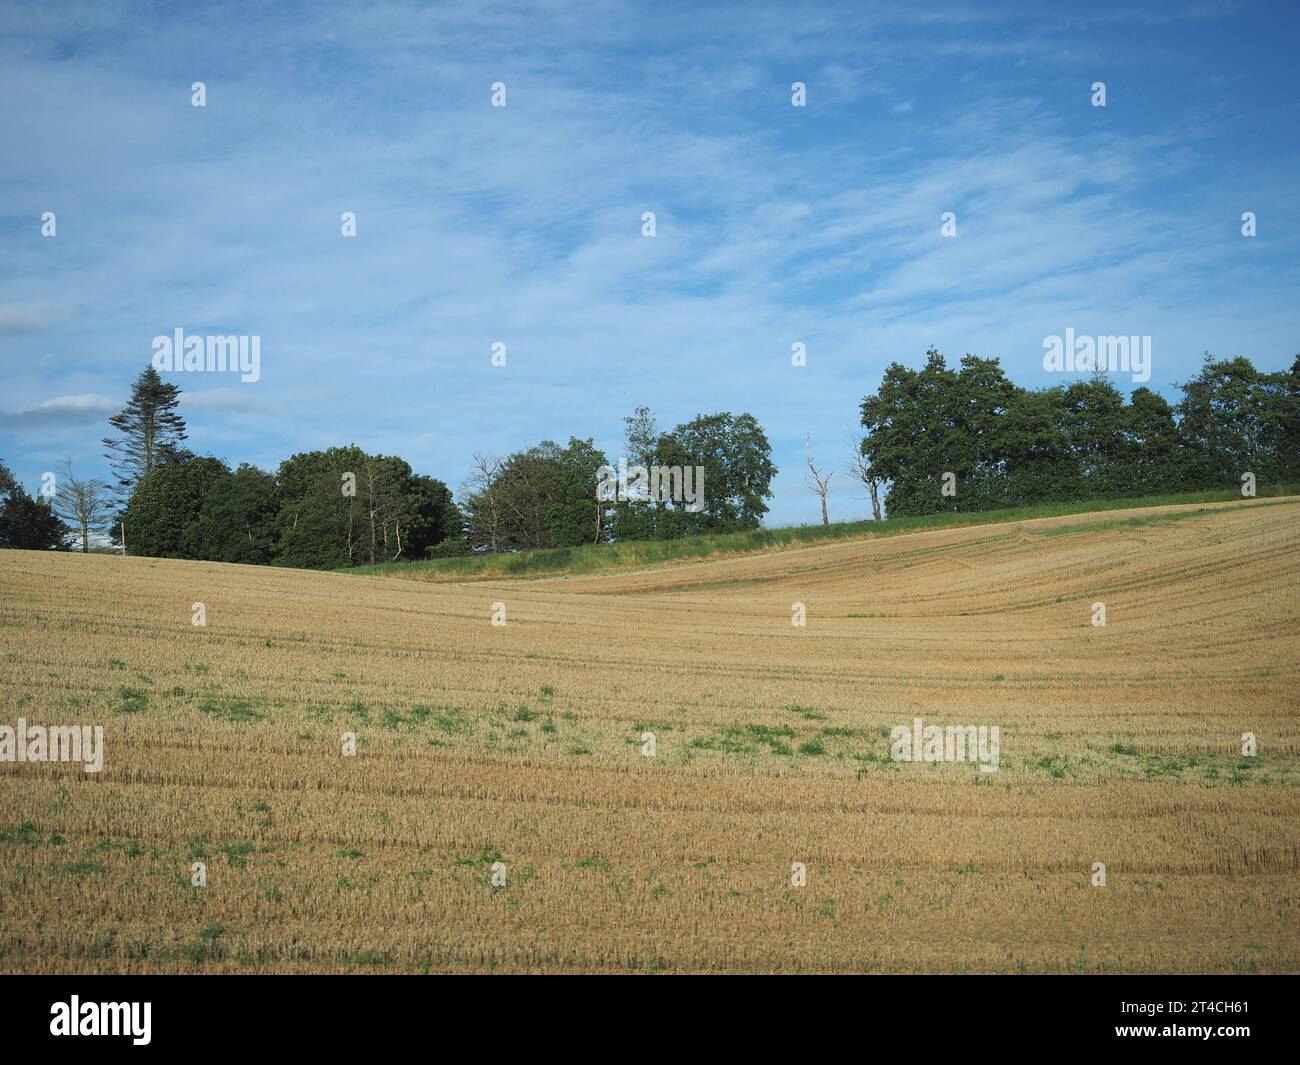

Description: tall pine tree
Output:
[103,365,188,501]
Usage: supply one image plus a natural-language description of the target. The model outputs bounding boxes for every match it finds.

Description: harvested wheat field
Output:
[1,497,1297,973]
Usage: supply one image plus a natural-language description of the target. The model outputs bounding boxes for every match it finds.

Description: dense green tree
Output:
[0,465,69,550]
[1175,355,1270,488]
[1255,355,1300,484]
[273,446,364,569]
[1126,387,1183,494]
[123,457,229,557]
[116,444,457,568]
[998,385,1074,506]
[1058,377,1132,497]
[465,438,610,550]
[274,446,457,568]
[193,463,278,564]
[353,454,422,565]
[661,411,777,532]
[406,475,464,559]
[1172,353,1299,488]
[603,409,778,539]
[545,438,611,546]
[861,350,1019,514]
[0,492,68,550]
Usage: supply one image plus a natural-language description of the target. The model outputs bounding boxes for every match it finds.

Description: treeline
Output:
[4,350,1295,561]
[859,351,1300,516]
[0,366,779,566]
[148,409,774,566]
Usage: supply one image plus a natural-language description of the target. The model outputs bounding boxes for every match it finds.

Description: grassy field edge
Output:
[350,484,1300,582]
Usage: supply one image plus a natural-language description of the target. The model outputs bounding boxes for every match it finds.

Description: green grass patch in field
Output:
[198,696,266,724]
[115,687,149,714]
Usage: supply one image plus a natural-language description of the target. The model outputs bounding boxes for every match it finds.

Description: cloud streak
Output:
[0,394,117,429]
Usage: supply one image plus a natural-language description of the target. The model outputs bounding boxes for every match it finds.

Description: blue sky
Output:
[1,0,1297,526]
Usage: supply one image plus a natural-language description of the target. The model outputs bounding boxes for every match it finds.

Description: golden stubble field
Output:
[0,497,1297,973]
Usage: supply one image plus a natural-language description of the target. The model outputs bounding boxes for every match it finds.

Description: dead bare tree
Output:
[844,430,883,521]
[804,434,833,526]
[51,458,113,552]
[463,452,504,552]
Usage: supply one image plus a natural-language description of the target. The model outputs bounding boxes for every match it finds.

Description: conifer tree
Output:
[102,365,188,500]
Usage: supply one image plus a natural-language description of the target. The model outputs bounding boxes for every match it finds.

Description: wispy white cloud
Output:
[0,393,117,429]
